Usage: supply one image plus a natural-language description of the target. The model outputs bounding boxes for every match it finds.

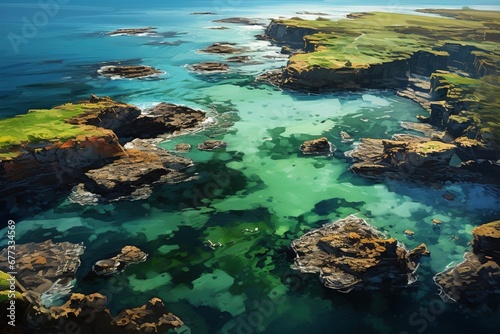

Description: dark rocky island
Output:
[98,65,164,79]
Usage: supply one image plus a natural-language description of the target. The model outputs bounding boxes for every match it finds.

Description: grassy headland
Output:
[0,100,122,160]
[268,9,499,144]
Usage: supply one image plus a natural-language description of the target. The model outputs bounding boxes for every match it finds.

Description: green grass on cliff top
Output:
[433,73,500,142]
[276,10,499,70]
[0,102,113,160]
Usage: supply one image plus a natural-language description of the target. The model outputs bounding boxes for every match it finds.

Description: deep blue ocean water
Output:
[1,1,500,333]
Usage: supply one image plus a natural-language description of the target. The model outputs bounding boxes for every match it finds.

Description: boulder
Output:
[198,140,228,151]
[93,246,147,276]
[291,216,419,292]
[299,137,335,156]
[434,221,500,304]
[174,143,192,153]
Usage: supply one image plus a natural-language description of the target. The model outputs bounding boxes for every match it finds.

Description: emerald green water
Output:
[2,5,500,333]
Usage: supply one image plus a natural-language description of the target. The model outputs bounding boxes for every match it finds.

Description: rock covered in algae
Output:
[291,216,422,292]
[434,220,500,304]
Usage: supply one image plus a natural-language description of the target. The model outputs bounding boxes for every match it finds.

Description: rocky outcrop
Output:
[191,62,229,73]
[112,297,183,333]
[291,216,422,292]
[434,221,500,304]
[199,42,245,54]
[83,144,194,200]
[98,65,164,79]
[107,27,157,36]
[32,293,183,334]
[174,143,192,153]
[93,246,147,276]
[117,102,206,140]
[299,137,335,156]
[0,240,84,307]
[348,136,460,181]
[198,140,228,151]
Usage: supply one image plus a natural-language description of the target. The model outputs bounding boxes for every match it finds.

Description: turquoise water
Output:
[1,3,500,334]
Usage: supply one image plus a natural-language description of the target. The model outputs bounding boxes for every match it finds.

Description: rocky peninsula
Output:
[0,94,206,216]
[259,9,500,183]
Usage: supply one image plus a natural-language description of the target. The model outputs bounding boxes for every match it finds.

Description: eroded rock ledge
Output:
[434,220,500,305]
[291,216,426,292]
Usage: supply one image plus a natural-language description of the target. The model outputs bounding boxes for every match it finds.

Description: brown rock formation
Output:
[299,137,335,156]
[199,42,244,54]
[347,134,465,181]
[32,293,183,334]
[291,216,420,292]
[93,246,147,276]
[198,140,228,151]
[174,143,192,153]
[434,221,500,304]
